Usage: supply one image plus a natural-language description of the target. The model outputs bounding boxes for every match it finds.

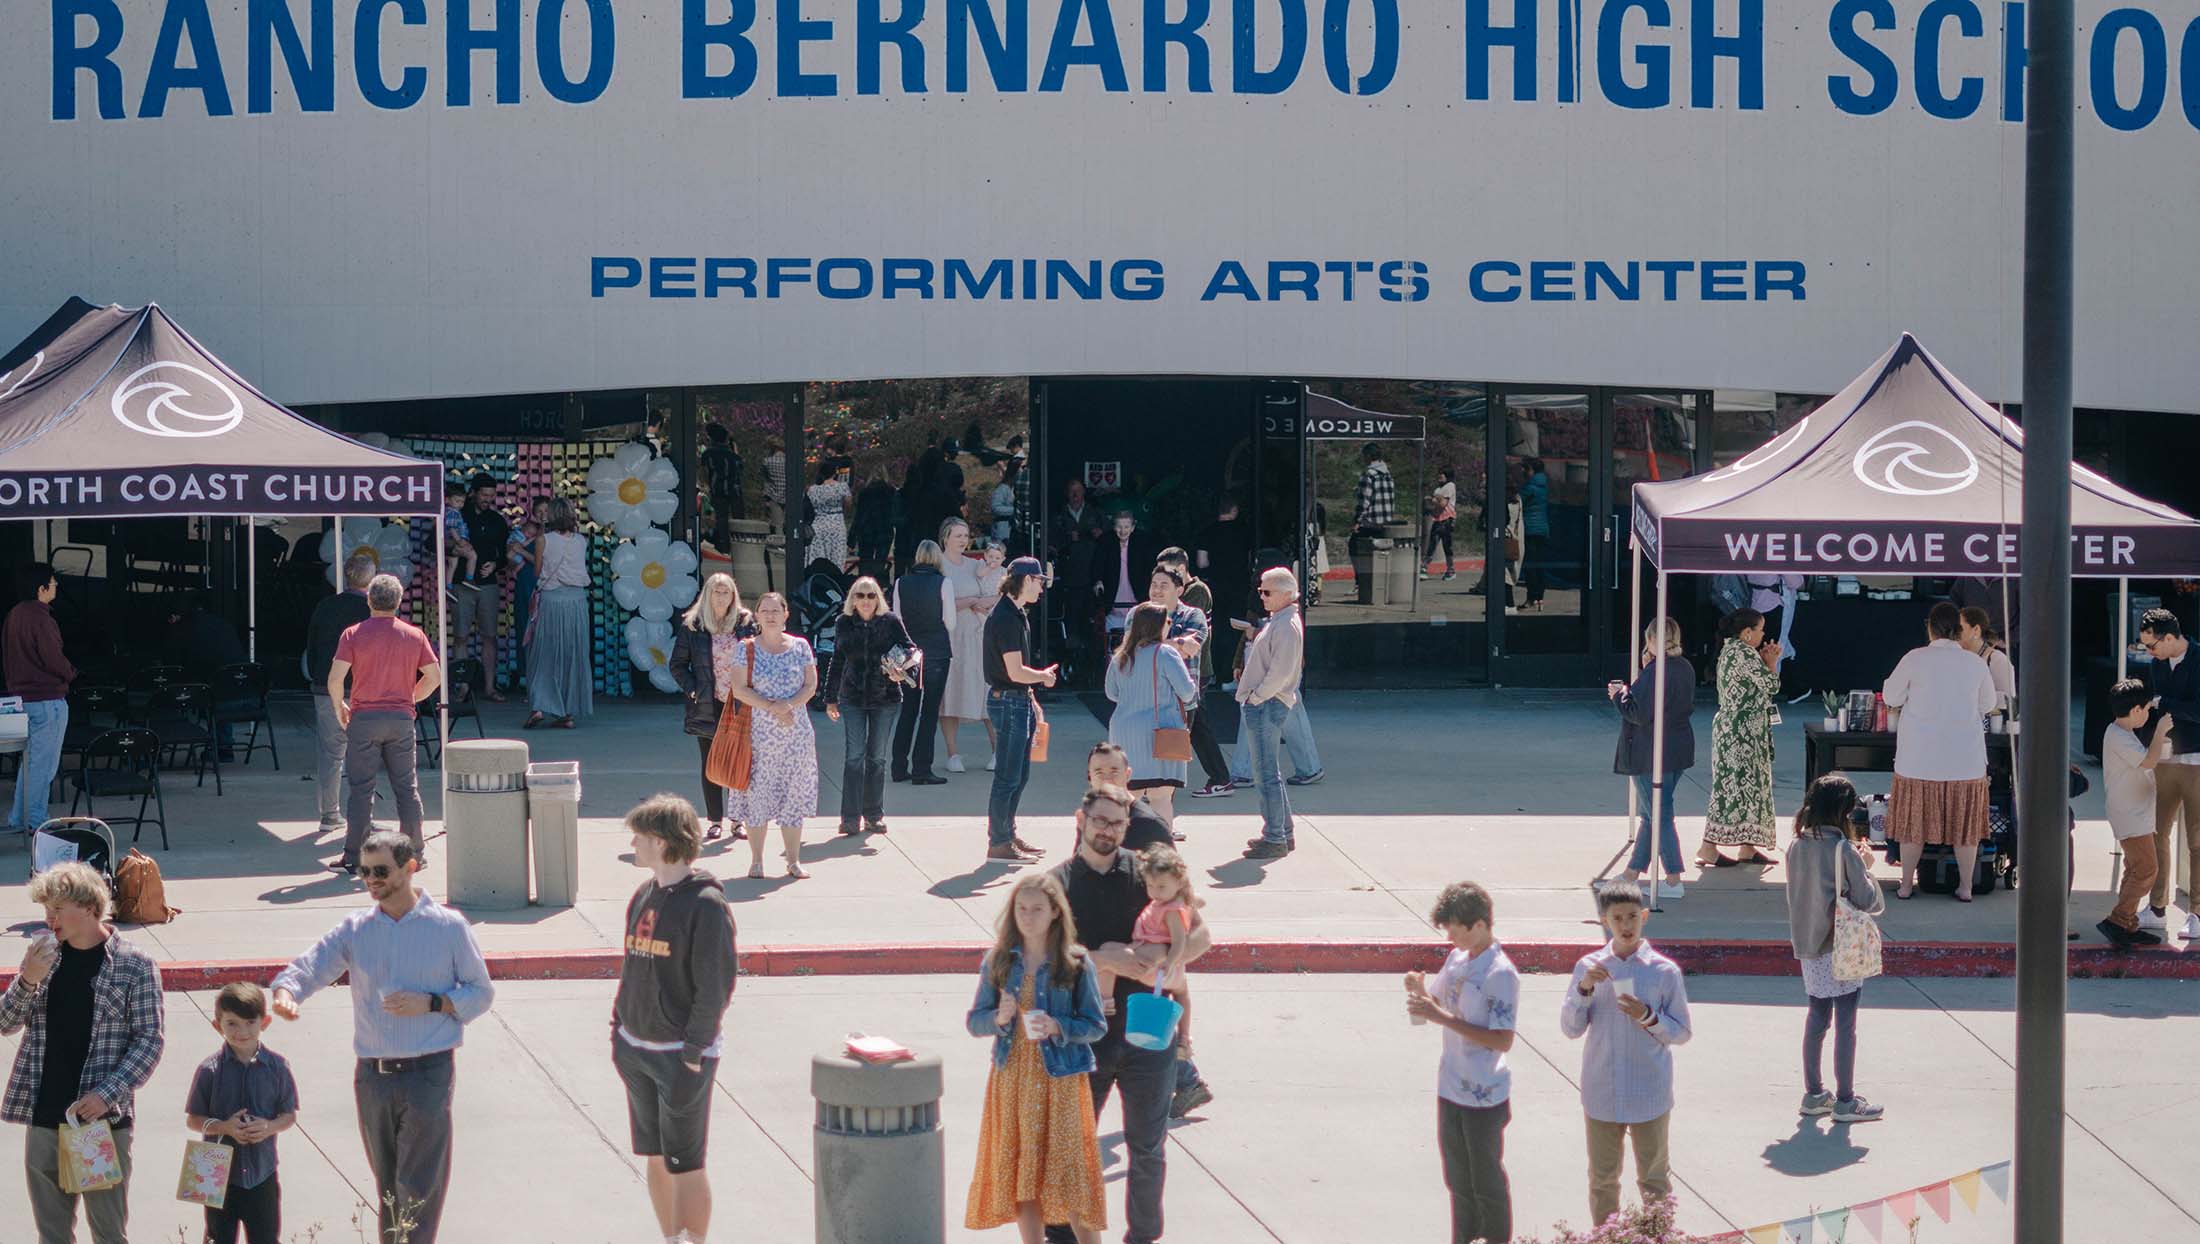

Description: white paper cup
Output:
[1612,978,1635,1000]
[1021,1011,1046,1040]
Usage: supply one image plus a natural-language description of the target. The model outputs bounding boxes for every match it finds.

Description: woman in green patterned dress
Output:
[1700,608,1784,866]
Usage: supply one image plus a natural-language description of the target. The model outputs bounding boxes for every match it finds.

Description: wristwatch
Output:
[428,994,445,1014]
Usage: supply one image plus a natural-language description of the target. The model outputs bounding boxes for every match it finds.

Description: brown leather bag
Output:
[1150,651,1193,763]
[114,849,179,925]
[704,644,756,791]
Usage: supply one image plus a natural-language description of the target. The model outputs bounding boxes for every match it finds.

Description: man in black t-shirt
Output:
[1045,786,1212,1244]
[983,558,1059,862]
[455,474,514,699]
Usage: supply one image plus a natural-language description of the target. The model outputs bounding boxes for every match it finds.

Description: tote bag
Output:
[704,644,756,792]
[1831,896,1883,981]
[1150,651,1193,763]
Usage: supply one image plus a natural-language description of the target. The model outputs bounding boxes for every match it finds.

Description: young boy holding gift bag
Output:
[184,982,299,1243]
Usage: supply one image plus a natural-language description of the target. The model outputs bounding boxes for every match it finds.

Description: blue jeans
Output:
[1230,696,1322,782]
[6,699,68,831]
[1628,770,1685,876]
[985,689,1034,847]
[1245,697,1294,843]
[838,705,893,825]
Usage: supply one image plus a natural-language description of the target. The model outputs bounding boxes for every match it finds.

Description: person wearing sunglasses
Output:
[824,576,917,836]
[2137,608,2200,941]
[1238,568,1307,859]
[271,831,494,1244]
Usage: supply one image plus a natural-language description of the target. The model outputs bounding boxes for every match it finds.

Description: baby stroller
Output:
[29,817,117,887]
[791,559,851,710]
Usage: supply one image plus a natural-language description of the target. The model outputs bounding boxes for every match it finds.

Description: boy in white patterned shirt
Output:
[1406,882,1520,1244]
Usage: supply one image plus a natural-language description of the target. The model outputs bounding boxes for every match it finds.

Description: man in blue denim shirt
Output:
[271,832,495,1244]
[1559,882,1693,1228]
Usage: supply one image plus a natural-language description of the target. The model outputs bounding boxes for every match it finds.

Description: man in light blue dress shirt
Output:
[271,831,494,1244]
[1560,881,1693,1229]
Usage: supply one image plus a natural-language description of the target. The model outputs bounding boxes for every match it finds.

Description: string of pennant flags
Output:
[1708,1161,2011,1244]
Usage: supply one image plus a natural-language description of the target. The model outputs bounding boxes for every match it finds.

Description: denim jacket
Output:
[965,948,1108,1079]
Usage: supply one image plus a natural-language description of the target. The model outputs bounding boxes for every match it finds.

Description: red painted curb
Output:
[4,938,2193,993]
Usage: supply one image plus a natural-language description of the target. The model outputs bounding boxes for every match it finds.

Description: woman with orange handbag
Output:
[670,573,756,843]
[1104,603,1198,830]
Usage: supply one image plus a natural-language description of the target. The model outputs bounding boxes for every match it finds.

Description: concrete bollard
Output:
[525,761,581,907]
[811,1049,944,1244]
[443,739,530,910]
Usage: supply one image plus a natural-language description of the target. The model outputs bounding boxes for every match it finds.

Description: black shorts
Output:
[1127,777,1182,791]
[613,1037,717,1172]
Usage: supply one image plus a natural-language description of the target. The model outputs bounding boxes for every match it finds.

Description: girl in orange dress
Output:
[964,874,1110,1243]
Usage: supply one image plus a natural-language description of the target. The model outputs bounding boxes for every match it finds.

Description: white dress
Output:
[806,478,851,569]
[941,555,1000,720]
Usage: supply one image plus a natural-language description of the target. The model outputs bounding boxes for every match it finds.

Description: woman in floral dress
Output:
[964,874,1108,1243]
[1701,608,1784,865]
[725,592,820,879]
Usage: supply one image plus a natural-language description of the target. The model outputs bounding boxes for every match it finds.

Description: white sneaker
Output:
[2136,907,2167,932]
[2182,913,2200,941]
[945,755,966,773]
[1657,880,1686,900]
[986,755,997,772]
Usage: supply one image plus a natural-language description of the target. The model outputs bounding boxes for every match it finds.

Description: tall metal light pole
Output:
[2016,2,2074,1242]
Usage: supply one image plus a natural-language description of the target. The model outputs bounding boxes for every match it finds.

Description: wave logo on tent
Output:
[0,351,43,402]
[1852,421,1980,496]
[111,363,244,438]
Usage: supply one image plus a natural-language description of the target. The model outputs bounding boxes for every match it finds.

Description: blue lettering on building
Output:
[37,1,2200,134]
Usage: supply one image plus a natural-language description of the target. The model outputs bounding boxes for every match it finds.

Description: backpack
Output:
[1710,575,1750,615]
[114,849,180,925]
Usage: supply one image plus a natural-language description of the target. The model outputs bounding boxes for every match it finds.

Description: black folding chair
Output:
[125,665,184,722]
[146,684,224,795]
[68,728,168,849]
[212,662,278,768]
[414,666,487,771]
[64,686,128,766]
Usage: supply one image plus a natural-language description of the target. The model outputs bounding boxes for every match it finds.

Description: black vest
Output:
[897,566,952,657]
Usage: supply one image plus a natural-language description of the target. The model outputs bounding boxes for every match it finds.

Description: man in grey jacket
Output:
[1239,568,1305,859]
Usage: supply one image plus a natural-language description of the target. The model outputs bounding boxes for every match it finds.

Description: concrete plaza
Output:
[2,689,2195,1241]
[0,974,2192,1242]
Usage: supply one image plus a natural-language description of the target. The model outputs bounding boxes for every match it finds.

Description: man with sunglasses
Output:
[271,832,495,1244]
[1239,568,1306,859]
[2137,609,2200,941]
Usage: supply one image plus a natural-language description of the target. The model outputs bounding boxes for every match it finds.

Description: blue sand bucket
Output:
[1124,990,1183,1051]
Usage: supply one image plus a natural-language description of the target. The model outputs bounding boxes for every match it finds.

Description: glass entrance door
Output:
[1493,391,1594,682]
[1606,393,1701,679]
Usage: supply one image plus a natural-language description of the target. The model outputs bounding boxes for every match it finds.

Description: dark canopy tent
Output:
[1613,335,2200,887]
[1632,334,2200,578]
[0,300,450,736]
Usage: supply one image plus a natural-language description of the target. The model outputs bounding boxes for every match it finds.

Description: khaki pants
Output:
[27,1123,133,1244]
[2149,763,2200,910]
[1585,1112,1670,1228]
[2108,833,2159,931]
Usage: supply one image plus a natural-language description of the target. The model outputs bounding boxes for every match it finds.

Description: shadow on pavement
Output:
[1760,1118,1871,1176]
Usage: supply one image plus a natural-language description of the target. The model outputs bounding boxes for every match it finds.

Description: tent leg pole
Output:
[2117,579,2129,682]
[1626,537,1643,846]
[435,515,450,762]
[246,518,257,662]
[1649,571,1669,913]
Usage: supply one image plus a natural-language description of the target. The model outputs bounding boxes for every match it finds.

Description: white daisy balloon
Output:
[611,529,700,623]
[625,617,681,694]
[586,442,680,538]
[319,520,415,588]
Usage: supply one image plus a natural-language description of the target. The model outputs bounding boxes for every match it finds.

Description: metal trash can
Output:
[1383,522,1420,607]
[728,518,773,595]
[526,761,581,907]
[812,1048,944,1244]
[443,739,530,910]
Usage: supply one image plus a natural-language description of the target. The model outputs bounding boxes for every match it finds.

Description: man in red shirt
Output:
[326,575,442,873]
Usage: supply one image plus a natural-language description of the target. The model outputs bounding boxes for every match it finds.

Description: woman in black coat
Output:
[671,572,757,841]
[824,576,918,836]
[1609,617,1698,898]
